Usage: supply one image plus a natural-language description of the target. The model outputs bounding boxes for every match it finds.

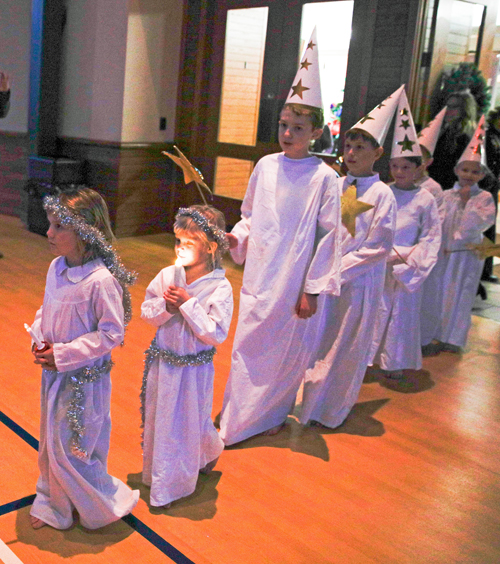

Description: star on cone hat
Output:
[457,115,486,167]
[285,27,322,110]
[350,84,405,146]
[418,107,446,156]
[391,88,422,159]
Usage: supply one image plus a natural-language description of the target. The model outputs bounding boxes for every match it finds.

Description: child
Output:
[299,86,400,429]
[219,28,342,444]
[431,116,496,352]
[141,206,233,508]
[370,91,441,378]
[30,187,139,530]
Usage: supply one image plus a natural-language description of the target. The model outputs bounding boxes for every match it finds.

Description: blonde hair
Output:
[174,205,227,270]
[58,187,115,263]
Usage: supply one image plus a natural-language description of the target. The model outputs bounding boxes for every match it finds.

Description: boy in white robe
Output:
[300,87,402,429]
[219,29,342,444]
[370,92,441,378]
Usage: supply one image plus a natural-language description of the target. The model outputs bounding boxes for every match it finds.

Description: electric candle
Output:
[174,258,183,286]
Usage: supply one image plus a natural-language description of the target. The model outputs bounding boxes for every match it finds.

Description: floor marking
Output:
[0,413,197,563]
[0,538,25,564]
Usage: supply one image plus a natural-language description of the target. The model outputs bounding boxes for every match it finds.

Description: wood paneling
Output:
[0,132,28,218]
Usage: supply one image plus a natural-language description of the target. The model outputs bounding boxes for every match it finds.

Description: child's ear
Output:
[374,146,384,161]
[311,127,324,141]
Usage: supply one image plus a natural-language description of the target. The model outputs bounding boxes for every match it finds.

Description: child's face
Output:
[389,158,419,190]
[46,213,83,266]
[343,136,383,177]
[454,161,485,188]
[278,108,322,159]
[175,232,211,270]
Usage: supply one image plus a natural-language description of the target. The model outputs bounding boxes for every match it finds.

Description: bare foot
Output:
[30,515,47,529]
[261,422,285,436]
[200,456,219,475]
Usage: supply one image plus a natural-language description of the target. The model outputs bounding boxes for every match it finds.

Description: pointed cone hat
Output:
[285,27,322,110]
[457,115,486,167]
[418,107,447,156]
[391,89,422,158]
[350,84,405,145]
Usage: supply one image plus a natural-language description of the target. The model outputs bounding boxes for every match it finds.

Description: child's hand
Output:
[459,186,471,206]
[164,286,191,310]
[33,344,57,371]
[226,233,238,249]
[295,293,318,319]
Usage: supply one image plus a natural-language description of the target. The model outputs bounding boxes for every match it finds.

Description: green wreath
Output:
[436,63,491,116]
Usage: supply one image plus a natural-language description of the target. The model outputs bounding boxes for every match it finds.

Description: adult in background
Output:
[428,90,477,190]
[0,71,11,259]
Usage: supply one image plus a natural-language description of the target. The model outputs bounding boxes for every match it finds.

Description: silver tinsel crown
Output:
[176,207,229,252]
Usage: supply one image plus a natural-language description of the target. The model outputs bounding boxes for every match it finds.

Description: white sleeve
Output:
[53,277,125,372]
[178,280,234,346]
[141,268,175,327]
[454,191,496,242]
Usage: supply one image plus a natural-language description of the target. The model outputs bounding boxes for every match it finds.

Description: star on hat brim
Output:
[341,184,375,237]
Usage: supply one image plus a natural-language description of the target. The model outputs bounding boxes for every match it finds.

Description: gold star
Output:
[397,134,416,152]
[400,108,409,116]
[376,102,386,110]
[467,237,500,259]
[400,119,410,130]
[162,146,212,205]
[290,79,310,99]
[300,58,312,70]
[307,40,316,50]
[360,114,374,124]
[341,182,375,237]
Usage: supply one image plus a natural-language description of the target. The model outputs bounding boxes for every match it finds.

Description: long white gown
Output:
[219,153,342,445]
[370,185,441,371]
[30,257,139,530]
[299,173,396,428]
[435,183,495,347]
[141,266,233,506]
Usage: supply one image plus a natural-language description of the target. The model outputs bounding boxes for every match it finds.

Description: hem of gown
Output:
[220,415,288,446]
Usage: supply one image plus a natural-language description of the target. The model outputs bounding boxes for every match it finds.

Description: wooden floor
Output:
[1,214,500,564]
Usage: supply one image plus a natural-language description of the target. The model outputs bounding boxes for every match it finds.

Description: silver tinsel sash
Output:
[140,338,216,432]
[65,360,114,459]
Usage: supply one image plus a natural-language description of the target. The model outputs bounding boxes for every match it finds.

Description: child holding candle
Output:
[140,206,233,508]
[29,187,139,530]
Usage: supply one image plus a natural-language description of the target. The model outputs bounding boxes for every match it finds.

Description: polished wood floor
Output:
[1,214,500,564]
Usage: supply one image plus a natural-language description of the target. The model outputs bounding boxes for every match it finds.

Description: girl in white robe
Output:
[141,206,233,508]
[30,188,139,530]
[370,162,442,377]
[434,172,495,349]
[300,172,397,428]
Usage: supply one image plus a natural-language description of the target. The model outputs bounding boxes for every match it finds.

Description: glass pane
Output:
[217,7,269,146]
[444,0,484,68]
[301,2,354,155]
[214,157,254,200]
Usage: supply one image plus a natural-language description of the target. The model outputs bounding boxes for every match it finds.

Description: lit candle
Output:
[174,258,183,287]
[24,323,44,350]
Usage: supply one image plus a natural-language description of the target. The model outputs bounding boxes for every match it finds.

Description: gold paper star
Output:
[400,119,410,130]
[467,237,500,259]
[162,146,212,205]
[341,182,375,237]
[291,79,310,99]
[307,40,316,50]
[300,59,312,70]
[360,114,374,124]
[400,108,409,116]
[397,134,415,152]
[376,102,386,110]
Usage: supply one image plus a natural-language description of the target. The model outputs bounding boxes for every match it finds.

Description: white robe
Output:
[141,266,233,506]
[30,257,139,530]
[219,153,342,445]
[300,174,396,428]
[418,177,446,346]
[370,185,441,371]
[435,183,496,347]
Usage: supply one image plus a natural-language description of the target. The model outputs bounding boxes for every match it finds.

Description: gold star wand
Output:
[445,237,500,260]
[162,146,212,205]
[341,181,374,237]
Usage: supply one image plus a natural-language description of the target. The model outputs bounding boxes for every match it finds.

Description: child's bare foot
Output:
[261,422,285,436]
[200,456,219,475]
[30,515,47,529]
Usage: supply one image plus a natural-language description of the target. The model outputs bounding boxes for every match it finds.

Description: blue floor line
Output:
[0,410,196,564]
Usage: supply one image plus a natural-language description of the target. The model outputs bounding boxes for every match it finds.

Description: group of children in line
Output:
[27,30,496,531]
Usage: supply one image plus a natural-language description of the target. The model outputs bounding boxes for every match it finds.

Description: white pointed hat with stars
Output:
[418,107,447,156]
[350,84,405,146]
[285,27,322,110]
[391,88,422,159]
[457,114,487,167]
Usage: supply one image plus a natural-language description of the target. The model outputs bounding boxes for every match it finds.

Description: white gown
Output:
[30,257,139,530]
[300,173,396,428]
[141,266,233,506]
[436,183,496,347]
[219,153,342,445]
[370,185,441,371]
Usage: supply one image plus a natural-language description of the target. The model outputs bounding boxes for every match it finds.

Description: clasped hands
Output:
[164,285,190,314]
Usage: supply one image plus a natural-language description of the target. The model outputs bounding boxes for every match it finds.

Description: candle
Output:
[24,323,44,350]
[174,258,183,287]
